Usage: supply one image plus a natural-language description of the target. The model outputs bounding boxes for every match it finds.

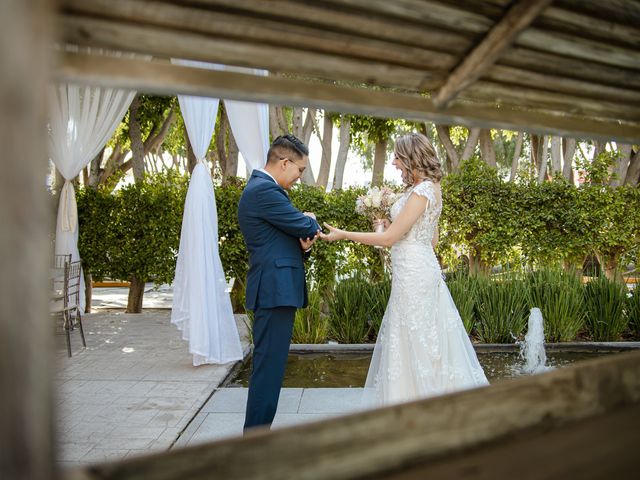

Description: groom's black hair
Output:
[267,134,309,163]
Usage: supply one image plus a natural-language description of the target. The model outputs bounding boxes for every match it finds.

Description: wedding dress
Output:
[363,180,489,407]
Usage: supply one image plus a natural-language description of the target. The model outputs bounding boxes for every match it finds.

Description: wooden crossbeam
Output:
[433,0,553,108]
[54,52,640,143]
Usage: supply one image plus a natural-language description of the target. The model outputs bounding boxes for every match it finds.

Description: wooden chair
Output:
[50,259,86,356]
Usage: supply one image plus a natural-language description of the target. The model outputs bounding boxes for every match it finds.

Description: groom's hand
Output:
[300,230,320,251]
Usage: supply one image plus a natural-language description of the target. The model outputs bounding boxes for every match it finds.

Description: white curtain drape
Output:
[170,59,243,365]
[48,83,136,311]
[223,67,270,173]
[225,102,269,173]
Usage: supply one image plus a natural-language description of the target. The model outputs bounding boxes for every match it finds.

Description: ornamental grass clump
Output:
[583,276,628,341]
[447,272,480,333]
[627,287,640,338]
[476,275,528,343]
[328,274,374,343]
[365,274,391,338]
[525,268,585,342]
[292,288,329,344]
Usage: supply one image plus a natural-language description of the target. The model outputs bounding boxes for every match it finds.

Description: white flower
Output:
[364,197,373,207]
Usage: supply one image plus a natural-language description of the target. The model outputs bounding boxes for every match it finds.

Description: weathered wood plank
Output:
[65,350,640,480]
[60,0,457,71]
[433,0,553,107]
[0,1,55,480]
[379,406,640,479]
[488,65,640,105]
[59,15,441,91]
[499,46,640,90]
[54,52,640,148]
[516,28,640,70]
[465,80,640,122]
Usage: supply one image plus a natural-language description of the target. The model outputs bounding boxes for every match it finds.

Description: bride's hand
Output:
[318,222,346,242]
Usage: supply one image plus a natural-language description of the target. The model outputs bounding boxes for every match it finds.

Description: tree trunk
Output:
[302,108,316,145]
[292,107,303,138]
[478,129,496,168]
[227,124,239,177]
[611,144,632,187]
[562,137,577,182]
[461,128,481,162]
[84,271,93,314]
[184,122,198,174]
[1,1,54,479]
[216,105,229,180]
[624,148,640,186]
[371,139,387,186]
[592,141,604,162]
[509,132,524,182]
[537,135,550,184]
[316,113,333,189]
[550,136,562,177]
[126,275,145,313]
[89,147,104,188]
[144,107,175,156]
[435,125,460,172]
[276,106,288,135]
[332,115,351,190]
[269,105,281,139]
[129,94,145,183]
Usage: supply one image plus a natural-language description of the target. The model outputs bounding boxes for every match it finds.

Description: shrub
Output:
[583,276,628,341]
[525,268,585,342]
[476,275,528,343]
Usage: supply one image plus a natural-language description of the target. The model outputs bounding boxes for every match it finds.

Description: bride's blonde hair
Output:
[394,132,442,186]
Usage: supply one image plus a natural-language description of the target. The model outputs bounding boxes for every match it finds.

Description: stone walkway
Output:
[56,286,363,469]
[176,387,364,447]
[55,285,252,468]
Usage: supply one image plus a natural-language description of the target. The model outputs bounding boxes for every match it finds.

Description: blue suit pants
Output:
[243,306,295,431]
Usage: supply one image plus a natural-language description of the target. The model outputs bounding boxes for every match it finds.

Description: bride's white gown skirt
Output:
[363,242,489,408]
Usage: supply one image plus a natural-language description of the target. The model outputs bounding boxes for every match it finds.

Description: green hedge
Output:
[76,166,638,342]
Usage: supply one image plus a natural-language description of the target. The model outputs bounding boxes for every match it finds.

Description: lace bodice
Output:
[390,180,441,245]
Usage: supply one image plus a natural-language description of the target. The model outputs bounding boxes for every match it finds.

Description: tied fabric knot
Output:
[59,180,77,232]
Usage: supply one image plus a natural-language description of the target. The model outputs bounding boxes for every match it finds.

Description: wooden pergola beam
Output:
[54,51,640,143]
[433,0,553,108]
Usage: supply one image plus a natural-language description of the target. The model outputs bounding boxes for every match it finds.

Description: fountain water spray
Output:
[520,307,551,374]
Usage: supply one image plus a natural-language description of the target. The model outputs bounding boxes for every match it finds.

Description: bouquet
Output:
[356,186,399,233]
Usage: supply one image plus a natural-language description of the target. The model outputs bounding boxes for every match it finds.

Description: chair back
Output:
[51,254,72,293]
[64,261,82,310]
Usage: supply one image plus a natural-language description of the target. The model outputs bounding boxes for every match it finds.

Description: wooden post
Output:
[0,1,55,480]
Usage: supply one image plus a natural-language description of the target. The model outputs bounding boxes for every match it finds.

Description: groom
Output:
[238,134,320,431]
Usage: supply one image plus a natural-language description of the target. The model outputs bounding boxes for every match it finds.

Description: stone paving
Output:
[55,285,251,468]
[55,285,365,470]
[176,387,365,447]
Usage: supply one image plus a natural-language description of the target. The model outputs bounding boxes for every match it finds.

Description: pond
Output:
[229,350,611,388]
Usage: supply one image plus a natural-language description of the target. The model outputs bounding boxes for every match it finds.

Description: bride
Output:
[320,132,489,407]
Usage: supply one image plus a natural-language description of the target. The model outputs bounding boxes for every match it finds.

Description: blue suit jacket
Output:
[238,170,320,310]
